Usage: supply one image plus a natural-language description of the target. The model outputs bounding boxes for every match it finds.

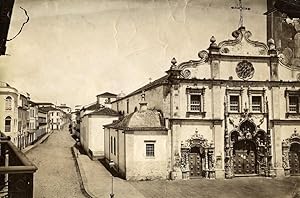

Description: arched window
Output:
[114,137,116,155]
[5,116,12,132]
[5,96,12,110]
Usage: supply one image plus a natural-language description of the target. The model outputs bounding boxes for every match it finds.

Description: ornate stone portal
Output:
[282,129,300,176]
[224,111,271,178]
[180,130,215,179]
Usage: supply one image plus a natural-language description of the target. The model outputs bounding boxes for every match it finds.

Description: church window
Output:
[146,143,155,157]
[251,96,262,112]
[5,116,11,132]
[285,90,300,115]
[110,136,113,153]
[229,95,240,112]
[126,99,129,114]
[114,137,116,155]
[5,96,12,110]
[190,95,201,111]
[289,96,299,113]
[186,88,205,113]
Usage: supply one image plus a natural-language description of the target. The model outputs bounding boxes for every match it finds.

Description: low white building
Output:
[104,99,168,180]
[80,92,119,160]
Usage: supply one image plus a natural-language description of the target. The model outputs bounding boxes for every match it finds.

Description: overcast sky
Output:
[0,0,266,108]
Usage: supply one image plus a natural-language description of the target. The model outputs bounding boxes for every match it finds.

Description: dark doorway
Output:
[188,146,203,178]
[233,140,257,175]
[289,143,300,175]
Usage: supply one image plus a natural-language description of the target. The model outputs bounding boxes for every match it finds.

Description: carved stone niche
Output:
[180,130,215,179]
[282,129,300,176]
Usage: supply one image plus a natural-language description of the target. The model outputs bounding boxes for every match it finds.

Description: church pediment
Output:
[177,50,209,79]
[218,27,268,57]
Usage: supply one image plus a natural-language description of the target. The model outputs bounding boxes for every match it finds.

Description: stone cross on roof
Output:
[231,0,250,28]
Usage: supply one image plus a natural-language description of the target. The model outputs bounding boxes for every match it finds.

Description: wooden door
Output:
[233,150,256,175]
[289,151,300,175]
[189,153,202,178]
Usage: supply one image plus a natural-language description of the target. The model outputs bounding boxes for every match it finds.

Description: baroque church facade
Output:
[104,6,300,179]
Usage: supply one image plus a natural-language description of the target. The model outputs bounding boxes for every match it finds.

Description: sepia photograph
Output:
[0,0,300,197]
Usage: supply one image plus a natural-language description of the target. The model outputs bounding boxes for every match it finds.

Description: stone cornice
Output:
[179,78,300,87]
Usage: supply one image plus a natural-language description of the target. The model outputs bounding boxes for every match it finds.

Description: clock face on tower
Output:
[235,60,255,80]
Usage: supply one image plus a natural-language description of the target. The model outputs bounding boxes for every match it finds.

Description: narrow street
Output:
[26,125,85,198]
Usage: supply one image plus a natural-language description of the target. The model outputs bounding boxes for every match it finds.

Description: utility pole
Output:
[109,160,115,198]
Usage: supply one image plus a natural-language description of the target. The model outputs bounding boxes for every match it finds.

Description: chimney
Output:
[139,91,148,111]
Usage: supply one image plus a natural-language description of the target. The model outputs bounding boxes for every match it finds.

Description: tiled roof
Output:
[104,109,167,131]
[96,92,117,97]
[83,103,103,111]
[39,106,62,112]
[112,75,169,103]
[29,100,37,106]
[58,106,71,109]
[36,102,55,105]
[87,107,120,116]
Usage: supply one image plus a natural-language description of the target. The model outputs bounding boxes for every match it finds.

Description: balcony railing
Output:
[0,132,37,198]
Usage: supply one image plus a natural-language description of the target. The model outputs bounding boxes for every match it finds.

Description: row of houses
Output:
[0,82,70,149]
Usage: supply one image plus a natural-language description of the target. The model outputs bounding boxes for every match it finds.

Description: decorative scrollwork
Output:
[282,152,289,169]
[297,73,300,81]
[198,50,209,62]
[182,69,191,79]
[236,60,255,80]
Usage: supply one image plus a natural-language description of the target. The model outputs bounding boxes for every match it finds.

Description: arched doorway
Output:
[282,129,300,176]
[227,119,268,177]
[289,143,300,175]
[180,130,215,179]
[233,140,257,175]
[189,146,204,178]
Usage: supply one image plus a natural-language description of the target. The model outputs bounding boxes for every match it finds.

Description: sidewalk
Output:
[22,131,53,153]
[72,146,145,198]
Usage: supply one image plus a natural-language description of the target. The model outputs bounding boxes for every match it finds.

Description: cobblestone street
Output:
[26,126,85,198]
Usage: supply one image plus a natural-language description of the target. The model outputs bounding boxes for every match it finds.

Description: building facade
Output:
[79,93,119,160]
[108,26,300,180]
[0,82,19,146]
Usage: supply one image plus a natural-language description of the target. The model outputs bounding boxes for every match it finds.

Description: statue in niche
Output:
[279,17,300,67]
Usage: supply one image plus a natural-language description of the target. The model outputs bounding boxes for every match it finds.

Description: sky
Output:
[0,0,267,108]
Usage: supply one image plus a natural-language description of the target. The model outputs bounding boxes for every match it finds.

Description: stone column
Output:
[268,39,279,81]
[282,141,290,176]
[294,33,300,59]
[205,149,209,178]
[214,124,224,179]
[272,125,285,176]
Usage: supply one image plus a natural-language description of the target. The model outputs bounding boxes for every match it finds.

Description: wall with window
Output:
[0,91,19,146]
[104,128,169,180]
[104,128,125,174]
[124,132,169,180]
[48,110,61,130]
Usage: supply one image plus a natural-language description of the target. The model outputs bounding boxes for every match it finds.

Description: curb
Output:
[22,131,53,154]
[71,146,95,198]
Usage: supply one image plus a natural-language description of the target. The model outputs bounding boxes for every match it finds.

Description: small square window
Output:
[146,144,154,157]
